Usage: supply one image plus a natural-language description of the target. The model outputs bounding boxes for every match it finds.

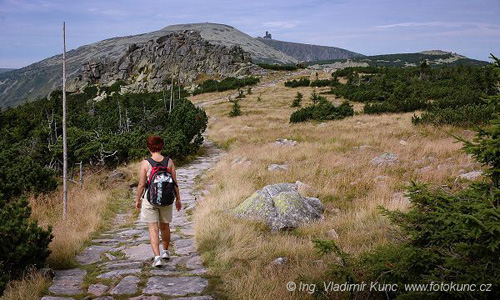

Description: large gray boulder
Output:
[233,183,323,231]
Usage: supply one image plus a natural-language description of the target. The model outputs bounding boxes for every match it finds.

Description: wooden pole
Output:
[62,21,68,219]
[79,161,83,187]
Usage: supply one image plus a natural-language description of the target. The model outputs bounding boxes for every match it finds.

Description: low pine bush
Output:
[290,99,354,123]
[313,116,500,299]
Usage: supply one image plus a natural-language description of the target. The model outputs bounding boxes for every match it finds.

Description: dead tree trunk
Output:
[62,21,68,219]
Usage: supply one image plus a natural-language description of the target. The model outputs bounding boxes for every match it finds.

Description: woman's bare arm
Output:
[169,160,182,210]
[135,160,148,210]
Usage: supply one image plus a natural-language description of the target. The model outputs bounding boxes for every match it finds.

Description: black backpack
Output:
[145,157,177,206]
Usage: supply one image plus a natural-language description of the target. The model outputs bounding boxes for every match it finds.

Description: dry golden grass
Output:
[29,164,136,268]
[192,71,480,299]
[0,269,49,300]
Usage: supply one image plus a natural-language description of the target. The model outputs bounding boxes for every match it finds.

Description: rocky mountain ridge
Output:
[257,37,361,62]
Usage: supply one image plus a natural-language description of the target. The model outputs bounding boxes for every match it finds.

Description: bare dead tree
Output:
[117,99,123,133]
[170,76,174,112]
[62,21,68,219]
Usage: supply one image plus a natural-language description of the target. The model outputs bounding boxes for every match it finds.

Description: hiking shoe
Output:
[161,249,170,260]
[152,256,162,267]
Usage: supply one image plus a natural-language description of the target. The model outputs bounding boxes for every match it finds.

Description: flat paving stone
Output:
[130,296,163,300]
[48,268,86,295]
[97,268,142,279]
[88,283,109,296]
[172,296,214,300]
[110,275,140,295]
[75,245,114,265]
[123,243,153,261]
[185,255,203,269]
[143,276,208,296]
[41,297,74,300]
[103,260,144,270]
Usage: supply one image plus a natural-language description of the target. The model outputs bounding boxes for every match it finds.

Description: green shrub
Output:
[229,100,241,117]
[0,197,53,295]
[284,77,310,88]
[192,77,259,95]
[291,92,303,107]
[256,63,299,71]
[290,99,354,123]
[412,104,495,126]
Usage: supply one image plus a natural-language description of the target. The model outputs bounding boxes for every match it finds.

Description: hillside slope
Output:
[308,50,489,69]
[0,23,296,108]
[257,38,362,62]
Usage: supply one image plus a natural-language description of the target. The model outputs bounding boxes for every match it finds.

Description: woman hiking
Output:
[135,135,182,267]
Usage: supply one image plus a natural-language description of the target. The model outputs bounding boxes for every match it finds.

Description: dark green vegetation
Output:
[290,92,354,123]
[229,99,242,117]
[307,51,489,67]
[284,77,310,88]
[257,63,299,71]
[291,92,303,107]
[313,117,500,299]
[0,83,207,295]
[316,56,499,126]
[192,76,259,95]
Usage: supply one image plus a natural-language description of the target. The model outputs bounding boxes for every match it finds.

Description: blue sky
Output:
[0,0,499,68]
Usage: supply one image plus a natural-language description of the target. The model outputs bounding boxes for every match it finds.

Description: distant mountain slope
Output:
[0,68,15,74]
[308,51,489,68]
[0,23,297,108]
[165,23,297,64]
[257,38,362,62]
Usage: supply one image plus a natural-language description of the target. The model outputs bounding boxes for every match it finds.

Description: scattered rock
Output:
[48,269,86,295]
[269,257,287,266]
[268,163,289,171]
[233,182,323,231]
[274,138,297,146]
[391,192,411,206]
[374,175,388,182]
[399,140,408,146]
[110,275,139,295]
[371,153,398,166]
[41,297,74,300]
[327,229,339,239]
[230,156,251,167]
[143,276,208,296]
[417,166,433,173]
[108,170,126,182]
[458,171,483,181]
[88,283,109,296]
[353,145,371,150]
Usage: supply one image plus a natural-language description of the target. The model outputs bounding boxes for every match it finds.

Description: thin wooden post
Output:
[62,21,68,219]
[79,161,83,187]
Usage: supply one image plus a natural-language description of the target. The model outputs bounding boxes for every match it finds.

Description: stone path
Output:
[42,139,224,300]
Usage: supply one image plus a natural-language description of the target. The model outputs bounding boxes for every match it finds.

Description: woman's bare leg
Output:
[148,222,161,256]
[159,222,171,251]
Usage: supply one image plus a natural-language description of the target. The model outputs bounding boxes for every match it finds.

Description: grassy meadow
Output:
[190,70,481,299]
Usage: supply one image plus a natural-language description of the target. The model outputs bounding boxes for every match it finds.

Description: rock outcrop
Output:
[71,31,252,94]
[233,182,323,231]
